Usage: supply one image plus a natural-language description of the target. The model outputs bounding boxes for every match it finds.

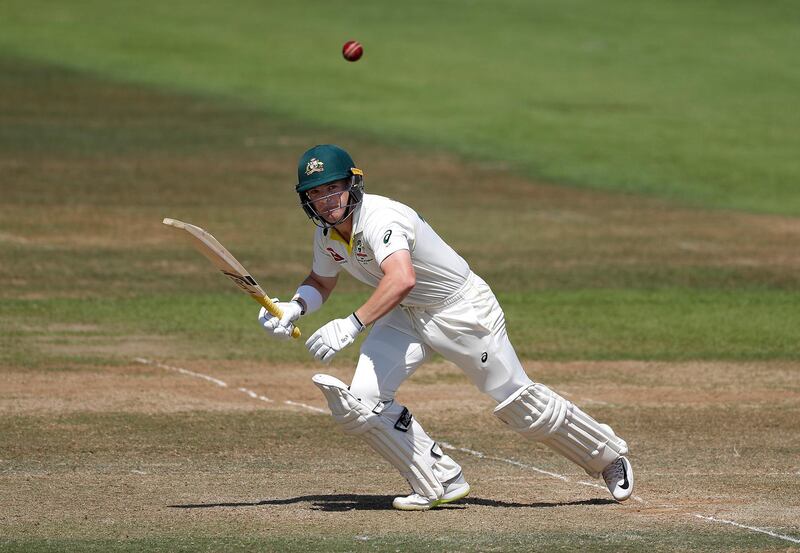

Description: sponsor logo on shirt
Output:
[326,247,346,263]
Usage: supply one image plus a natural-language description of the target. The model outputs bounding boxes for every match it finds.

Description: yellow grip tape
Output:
[256,295,302,339]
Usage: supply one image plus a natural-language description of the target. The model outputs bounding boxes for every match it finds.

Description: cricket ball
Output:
[342,40,363,62]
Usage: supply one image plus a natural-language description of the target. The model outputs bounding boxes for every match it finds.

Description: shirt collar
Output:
[351,199,365,236]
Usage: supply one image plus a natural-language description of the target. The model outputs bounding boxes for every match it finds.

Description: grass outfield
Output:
[1,57,800,551]
[2,58,799,367]
[1,1,799,214]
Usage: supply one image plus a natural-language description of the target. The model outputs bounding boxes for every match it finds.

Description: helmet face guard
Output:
[299,171,364,229]
[295,145,364,229]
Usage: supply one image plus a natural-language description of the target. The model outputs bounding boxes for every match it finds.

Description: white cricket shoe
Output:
[392,472,471,511]
[602,456,634,501]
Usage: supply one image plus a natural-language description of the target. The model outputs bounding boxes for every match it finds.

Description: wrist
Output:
[293,284,323,315]
[291,298,306,316]
[348,312,366,333]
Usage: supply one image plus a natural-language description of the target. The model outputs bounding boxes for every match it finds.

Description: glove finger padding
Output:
[279,301,303,326]
[305,332,322,352]
[272,323,294,340]
[306,333,328,360]
[306,315,364,363]
[258,305,277,325]
[258,301,295,341]
[321,347,337,363]
[261,317,279,331]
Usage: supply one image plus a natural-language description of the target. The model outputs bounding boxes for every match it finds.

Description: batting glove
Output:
[258,300,303,341]
[306,313,365,363]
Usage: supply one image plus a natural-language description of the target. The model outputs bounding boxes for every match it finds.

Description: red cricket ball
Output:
[342,40,363,62]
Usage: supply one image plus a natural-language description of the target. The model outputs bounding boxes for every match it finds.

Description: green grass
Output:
[3,288,799,366]
[507,289,800,360]
[2,56,799,368]
[2,35,798,553]
[1,1,799,213]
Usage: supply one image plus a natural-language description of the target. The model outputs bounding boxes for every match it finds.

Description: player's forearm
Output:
[292,273,337,315]
[354,272,415,326]
[300,273,335,302]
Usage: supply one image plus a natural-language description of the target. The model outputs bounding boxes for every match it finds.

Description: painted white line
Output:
[283,400,327,413]
[134,357,326,414]
[647,472,798,477]
[441,442,568,481]
[238,387,273,403]
[694,515,800,545]
[134,357,227,388]
[133,357,797,545]
[440,441,642,502]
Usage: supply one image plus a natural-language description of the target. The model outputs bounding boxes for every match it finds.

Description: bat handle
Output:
[258,296,302,339]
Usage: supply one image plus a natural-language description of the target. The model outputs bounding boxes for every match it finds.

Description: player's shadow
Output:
[168,495,614,512]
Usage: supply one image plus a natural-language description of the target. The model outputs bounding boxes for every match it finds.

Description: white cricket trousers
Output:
[350,272,533,408]
[347,271,533,490]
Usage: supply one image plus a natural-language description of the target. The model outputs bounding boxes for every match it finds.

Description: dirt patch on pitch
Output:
[2,357,798,546]
[8,357,798,416]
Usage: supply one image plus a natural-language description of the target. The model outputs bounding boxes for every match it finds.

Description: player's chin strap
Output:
[493,383,628,478]
[312,374,459,500]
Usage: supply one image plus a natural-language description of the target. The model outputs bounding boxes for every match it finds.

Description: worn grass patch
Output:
[1,530,794,553]
[1,360,798,550]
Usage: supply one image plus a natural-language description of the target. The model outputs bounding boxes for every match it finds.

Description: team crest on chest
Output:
[305,158,324,175]
[355,238,374,263]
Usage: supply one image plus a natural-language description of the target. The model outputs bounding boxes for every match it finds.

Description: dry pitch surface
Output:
[1,59,799,551]
[2,358,799,551]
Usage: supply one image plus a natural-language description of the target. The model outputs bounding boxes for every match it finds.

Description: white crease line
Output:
[134,357,326,413]
[647,472,798,477]
[133,357,798,545]
[134,357,227,388]
[283,400,327,413]
[443,443,800,545]
[440,442,642,501]
[694,515,800,545]
[238,387,273,403]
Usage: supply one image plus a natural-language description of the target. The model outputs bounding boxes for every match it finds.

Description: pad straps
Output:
[312,374,447,499]
[494,383,628,478]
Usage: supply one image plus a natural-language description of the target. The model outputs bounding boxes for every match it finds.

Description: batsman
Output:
[259,145,634,510]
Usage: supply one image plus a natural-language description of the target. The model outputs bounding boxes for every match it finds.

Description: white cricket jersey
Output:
[311,194,471,307]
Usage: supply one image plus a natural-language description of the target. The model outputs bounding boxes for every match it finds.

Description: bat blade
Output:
[163,218,301,338]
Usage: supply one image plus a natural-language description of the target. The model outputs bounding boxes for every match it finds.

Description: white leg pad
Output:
[493,383,628,478]
[313,374,453,500]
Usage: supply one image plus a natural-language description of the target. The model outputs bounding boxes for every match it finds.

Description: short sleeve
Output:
[364,208,415,267]
[311,229,342,278]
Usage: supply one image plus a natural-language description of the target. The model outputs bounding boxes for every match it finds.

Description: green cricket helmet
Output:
[296,144,364,228]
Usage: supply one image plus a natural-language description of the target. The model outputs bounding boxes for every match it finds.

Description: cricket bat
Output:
[162,218,301,339]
